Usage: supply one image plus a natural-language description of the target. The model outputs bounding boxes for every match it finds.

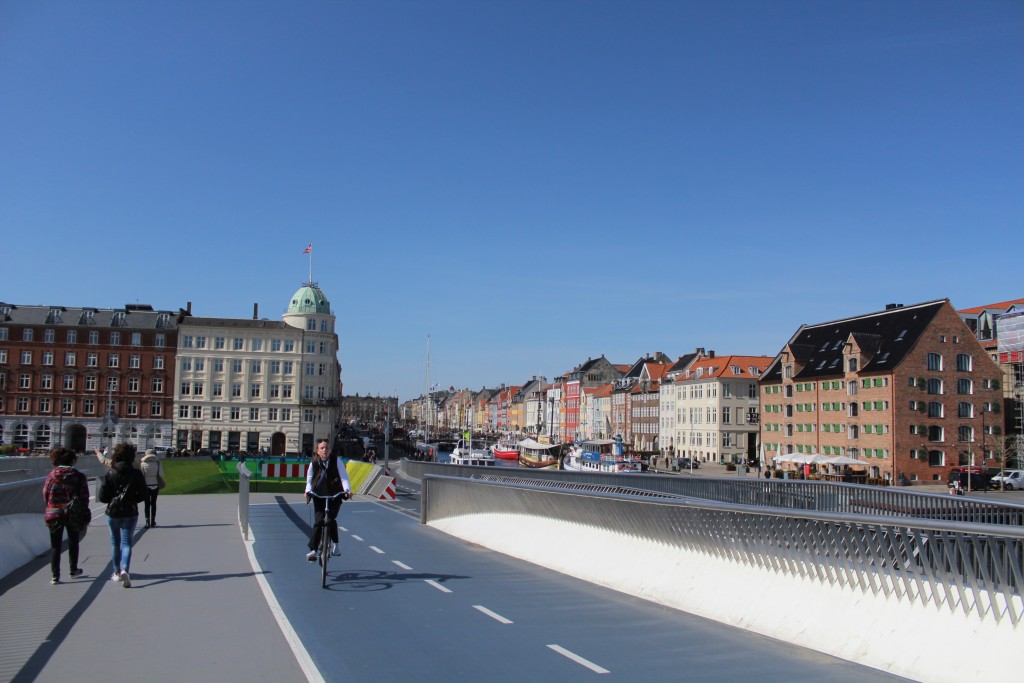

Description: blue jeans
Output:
[107,515,138,573]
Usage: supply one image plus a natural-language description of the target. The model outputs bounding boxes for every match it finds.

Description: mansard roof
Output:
[762,299,947,382]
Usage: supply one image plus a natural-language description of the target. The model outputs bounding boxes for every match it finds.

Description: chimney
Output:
[186,301,192,315]
[253,303,259,320]
[708,350,715,359]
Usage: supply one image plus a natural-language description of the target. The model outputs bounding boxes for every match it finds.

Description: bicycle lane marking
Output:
[241,513,325,683]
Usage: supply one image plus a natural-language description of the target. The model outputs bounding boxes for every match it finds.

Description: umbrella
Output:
[788,452,829,465]
[823,455,869,468]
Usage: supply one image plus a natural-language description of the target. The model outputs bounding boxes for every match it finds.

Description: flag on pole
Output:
[303,242,312,254]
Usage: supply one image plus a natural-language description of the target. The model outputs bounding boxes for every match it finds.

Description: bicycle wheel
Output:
[320,527,329,588]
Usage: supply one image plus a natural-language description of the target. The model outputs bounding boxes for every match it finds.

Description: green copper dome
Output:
[287,282,331,314]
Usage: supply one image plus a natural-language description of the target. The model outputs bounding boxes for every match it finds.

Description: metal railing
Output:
[401,459,1024,526]
[422,474,1024,625]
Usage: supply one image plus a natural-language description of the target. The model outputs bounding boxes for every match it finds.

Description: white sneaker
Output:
[331,542,340,556]
[306,550,317,562]
[111,572,121,582]
[119,570,131,588]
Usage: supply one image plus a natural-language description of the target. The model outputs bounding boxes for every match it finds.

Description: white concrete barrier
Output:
[428,512,1024,683]
[0,514,50,581]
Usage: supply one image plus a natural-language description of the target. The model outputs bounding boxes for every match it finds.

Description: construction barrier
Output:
[261,462,310,479]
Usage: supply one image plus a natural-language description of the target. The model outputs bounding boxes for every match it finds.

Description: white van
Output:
[991,470,1024,491]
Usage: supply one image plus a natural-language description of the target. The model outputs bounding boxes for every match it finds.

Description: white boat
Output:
[449,439,495,467]
[562,439,641,474]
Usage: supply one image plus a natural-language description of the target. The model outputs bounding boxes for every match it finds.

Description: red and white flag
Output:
[303,242,312,254]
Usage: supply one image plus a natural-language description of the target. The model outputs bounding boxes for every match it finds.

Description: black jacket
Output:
[98,462,148,518]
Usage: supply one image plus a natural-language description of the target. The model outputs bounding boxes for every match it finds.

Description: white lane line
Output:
[240,523,325,683]
[351,534,364,542]
[473,605,513,624]
[547,645,609,674]
[393,561,413,570]
[425,579,452,593]
[369,546,385,554]
[339,526,349,532]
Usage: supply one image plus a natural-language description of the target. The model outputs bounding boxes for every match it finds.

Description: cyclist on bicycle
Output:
[305,439,351,561]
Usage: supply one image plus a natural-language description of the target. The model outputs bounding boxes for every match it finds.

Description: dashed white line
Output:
[393,561,413,570]
[473,605,513,624]
[547,645,609,674]
[369,546,385,554]
[351,535,364,542]
[425,579,452,593]
[338,526,349,532]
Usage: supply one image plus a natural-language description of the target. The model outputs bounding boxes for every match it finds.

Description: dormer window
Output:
[896,329,907,341]
[156,313,171,329]
[80,310,95,325]
[112,312,126,327]
[0,305,10,317]
[749,367,760,376]
[46,308,63,323]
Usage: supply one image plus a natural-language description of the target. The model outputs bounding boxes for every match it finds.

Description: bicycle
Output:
[307,490,349,588]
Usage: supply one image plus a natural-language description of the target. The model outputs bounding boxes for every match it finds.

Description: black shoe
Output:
[51,577,60,585]
[69,568,84,578]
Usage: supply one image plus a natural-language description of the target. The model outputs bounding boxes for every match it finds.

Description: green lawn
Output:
[161,458,377,495]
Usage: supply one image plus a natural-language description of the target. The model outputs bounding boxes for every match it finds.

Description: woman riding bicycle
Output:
[305,439,352,561]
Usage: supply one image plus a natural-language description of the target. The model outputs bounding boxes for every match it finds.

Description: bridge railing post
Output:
[237,462,252,541]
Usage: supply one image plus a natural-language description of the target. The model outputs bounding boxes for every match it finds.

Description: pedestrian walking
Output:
[42,447,91,584]
[98,444,148,588]
[138,448,165,527]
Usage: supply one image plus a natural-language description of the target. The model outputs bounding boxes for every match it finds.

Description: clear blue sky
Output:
[2,1,1021,402]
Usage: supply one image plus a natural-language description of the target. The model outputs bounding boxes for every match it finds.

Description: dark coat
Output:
[98,462,148,518]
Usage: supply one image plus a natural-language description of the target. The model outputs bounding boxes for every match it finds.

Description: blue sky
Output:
[1,1,1021,402]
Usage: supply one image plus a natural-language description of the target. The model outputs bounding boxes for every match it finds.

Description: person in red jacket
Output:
[42,448,91,584]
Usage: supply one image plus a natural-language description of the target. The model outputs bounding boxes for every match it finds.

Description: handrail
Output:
[422,474,1024,626]
[402,458,1024,526]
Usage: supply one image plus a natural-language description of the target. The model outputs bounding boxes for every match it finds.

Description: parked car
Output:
[991,470,1024,491]
[677,457,700,470]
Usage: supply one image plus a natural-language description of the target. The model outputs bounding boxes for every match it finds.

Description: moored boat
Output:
[491,437,519,460]
[562,439,641,474]
[449,439,495,467]
[518,438,562,469]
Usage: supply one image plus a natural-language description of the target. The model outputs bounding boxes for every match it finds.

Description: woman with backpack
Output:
[42,447,91,585]
[98,443,149,588]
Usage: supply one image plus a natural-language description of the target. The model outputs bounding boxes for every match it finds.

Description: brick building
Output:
[760,300,1003,483]
[0,302,180,452]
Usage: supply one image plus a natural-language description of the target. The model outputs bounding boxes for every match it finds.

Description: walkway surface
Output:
[0,494,305,683]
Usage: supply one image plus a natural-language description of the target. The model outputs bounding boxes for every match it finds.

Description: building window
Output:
[250,383,261,398]
[230,407,240,420]
[85,375,97,391]
[65,352,76,366]
[89,331,99,345]
[151,401,162,417]
[191,406,202,419]
[231,384,241,397]
[233,338,244,351]
[957,378,973,394]
[957,426,974,443]
[211,406,221,420]
[152,377,163,393]
[108,353,119,368]
[110,331,120,345]
[19,373,31,389]
[42,351,54,366]
[927,401,943,418]
[956,354,972,372]
[128,377,139,392]
[129,354,140,368]
[87,353,98,367]
[958,402,973,418]
[21,351,32,364]
[927,378,943,395]
[284,340,294,352]
[212,382,222,397]
[155,334,165,347]
[232,359,242,373]
[83,399,95,414]
[928,425,944,442]
[251,361,261,373]
[215,337,225,349]
[23,328,34,341]
[63,374,74,390]
[249,408,260,420]
[213,358,223,373]
[252,339,263,351]
[126,400,138,416]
